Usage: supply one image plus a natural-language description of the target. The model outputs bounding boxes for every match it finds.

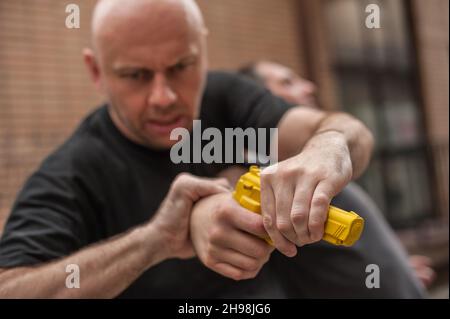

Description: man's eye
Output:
[281,78,293,87]
[122,71,151,81]
[169,63,189,75]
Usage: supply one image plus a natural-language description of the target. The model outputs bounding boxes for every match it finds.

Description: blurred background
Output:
[0,0,448,297]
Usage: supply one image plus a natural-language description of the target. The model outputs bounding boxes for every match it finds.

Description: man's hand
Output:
[151,173,230,260]
[190,192,274,281]
[409,255,436,288]
[261,131,353,257]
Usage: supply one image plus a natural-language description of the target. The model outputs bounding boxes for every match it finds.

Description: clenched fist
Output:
[190,192,274,280]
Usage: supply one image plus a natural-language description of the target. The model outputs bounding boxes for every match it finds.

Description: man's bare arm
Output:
[0,223,168,298]
[0,173,229,298]
[276,107,374,179]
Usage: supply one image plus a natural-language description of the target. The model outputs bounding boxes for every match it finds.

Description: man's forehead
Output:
[111,43,200,71]
[92,0,205,68]
[101,20,196,59]
[258,62,293,79]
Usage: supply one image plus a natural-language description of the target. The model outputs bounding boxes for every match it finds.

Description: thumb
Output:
[213,177,233,190]
[170,174,231,203]
[188,177,231,202]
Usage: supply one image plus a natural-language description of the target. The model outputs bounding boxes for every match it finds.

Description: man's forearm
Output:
[313,112,374,179]
[0,223,169,298]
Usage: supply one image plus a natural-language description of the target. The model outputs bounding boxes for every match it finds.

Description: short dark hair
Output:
[237,62,265,85]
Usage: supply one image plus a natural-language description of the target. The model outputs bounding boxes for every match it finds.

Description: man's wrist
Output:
[132,223,172,269]
[306,129,349,152]
[313,129,346,140]
[303,129,354,177]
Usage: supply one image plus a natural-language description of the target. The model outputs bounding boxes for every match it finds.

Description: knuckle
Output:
[171,173,193,191]
[311,232,323,242]
[276,219,292,234]
[304,166,323,177]
[262,214,274,230]
[312,193,329,207]
[209,226,224,244]
[298,238,311,246]
[205,242,215,257]
[278,167,295,179]
[174,172,191,184]
[302,239,313,246]
[261,258,270,267]
[309,217,325,230]
[278,245,295,257]
[217,177,228,185]
[306,232,317,243]
[297,233,312,246]
[255,222,266,235]
[308,229,323,242]
[329,171,342,180]
[291,211,307,224]
[214,201,232,222]
[204,254,216,268]
[244,259,259,272]
[308,222,323,234]
[260,252,271,264]
[309,221,325,240]
[232,270,244,281]
[260,169,273,180]
[254,245,269,259]
[295,166,305,175]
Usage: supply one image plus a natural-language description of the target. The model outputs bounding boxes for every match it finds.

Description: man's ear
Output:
[83,48,104,93]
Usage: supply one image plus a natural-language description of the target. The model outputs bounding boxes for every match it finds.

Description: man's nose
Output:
[148,74,177,108]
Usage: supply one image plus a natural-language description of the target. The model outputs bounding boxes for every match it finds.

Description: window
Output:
[323,0,434,227]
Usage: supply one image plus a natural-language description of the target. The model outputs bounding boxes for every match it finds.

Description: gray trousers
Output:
[265,182,426,298]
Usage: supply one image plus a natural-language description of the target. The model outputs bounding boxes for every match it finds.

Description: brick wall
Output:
[197,0,306,74]
[412,0,449,217]
[412,0,449,143]
[0,0,101,231]
[0,0,306,231]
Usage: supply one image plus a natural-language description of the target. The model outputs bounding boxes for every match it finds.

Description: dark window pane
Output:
[384,154,432,226]
[323,0,433,227]
[357,159,388,215]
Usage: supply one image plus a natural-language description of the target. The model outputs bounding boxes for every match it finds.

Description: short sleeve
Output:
[200,72,295,168]
[0,162,90,267]
[202,71,295,130]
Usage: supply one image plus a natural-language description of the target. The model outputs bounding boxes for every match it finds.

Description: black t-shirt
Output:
[0,71,295,298]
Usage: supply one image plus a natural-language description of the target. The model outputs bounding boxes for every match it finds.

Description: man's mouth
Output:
[145,116,186,136]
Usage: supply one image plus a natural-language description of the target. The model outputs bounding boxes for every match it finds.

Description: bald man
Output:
[0,0,425,298]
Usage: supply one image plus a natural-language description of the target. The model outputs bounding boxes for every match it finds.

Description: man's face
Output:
[93,5,208,150]
[256,62,317,107]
